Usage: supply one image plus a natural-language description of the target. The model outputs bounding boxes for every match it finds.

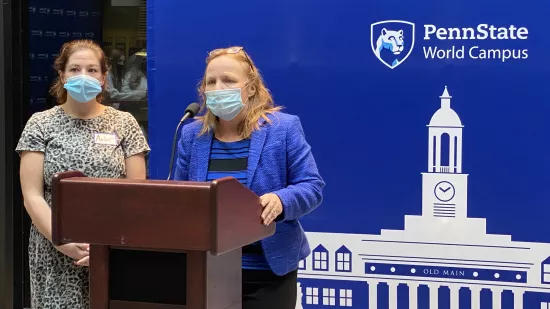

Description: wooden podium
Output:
[51,171,275,309]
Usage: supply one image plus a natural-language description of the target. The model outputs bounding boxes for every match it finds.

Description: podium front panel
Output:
[109,249,187,305]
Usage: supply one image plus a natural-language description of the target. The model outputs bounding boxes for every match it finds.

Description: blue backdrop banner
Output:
[148,0,550,308]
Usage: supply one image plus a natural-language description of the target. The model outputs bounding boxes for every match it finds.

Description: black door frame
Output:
[1,0,29,308]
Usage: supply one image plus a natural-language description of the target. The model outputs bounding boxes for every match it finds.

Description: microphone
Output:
[167,102,201,180]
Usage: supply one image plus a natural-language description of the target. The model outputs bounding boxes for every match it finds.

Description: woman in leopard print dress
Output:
[16,39,150,309]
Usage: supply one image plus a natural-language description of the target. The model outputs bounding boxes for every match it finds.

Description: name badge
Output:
[94,132,118,146]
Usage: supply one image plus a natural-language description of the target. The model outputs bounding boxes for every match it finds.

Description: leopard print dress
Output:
[15,105,150,309]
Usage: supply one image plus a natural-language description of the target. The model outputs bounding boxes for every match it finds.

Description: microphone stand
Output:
[167,103,200,180]
[166,119,186,180]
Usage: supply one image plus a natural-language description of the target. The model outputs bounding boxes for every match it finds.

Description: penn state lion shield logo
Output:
[371,20,415,69]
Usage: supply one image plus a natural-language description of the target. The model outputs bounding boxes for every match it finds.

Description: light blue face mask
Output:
[205,88,244,121]
[63,75,103,103]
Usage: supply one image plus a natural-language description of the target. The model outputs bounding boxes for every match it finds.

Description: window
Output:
[543,264,550,283]
[323,288,336,306]
[306,287,319,305]
[339,289,352,307]
[314,251,328,271]
[312,245,329,271]
[541,302,550,309]
[298,259,306,270]
[336,251,351,272]
[440,132,450,168]
[102,0,150,177]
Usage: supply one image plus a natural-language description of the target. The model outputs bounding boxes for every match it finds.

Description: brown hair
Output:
[196,46,282,139]
[49,39,109,104]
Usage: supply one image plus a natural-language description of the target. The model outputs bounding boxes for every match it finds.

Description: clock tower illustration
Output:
[422,86,468,219]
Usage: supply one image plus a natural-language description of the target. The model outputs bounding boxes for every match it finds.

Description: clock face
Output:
[434,181,455,202]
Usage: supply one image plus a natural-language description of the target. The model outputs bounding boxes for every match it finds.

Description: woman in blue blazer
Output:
[173,46,325,309]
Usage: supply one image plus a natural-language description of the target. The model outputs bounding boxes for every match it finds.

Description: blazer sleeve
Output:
[173,125,191,181]
[273,116,325,221]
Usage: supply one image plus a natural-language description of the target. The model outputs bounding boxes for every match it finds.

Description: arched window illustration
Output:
[454,135,458,173]
[312,245,329,271]
[335,245,352,272]
[432,135,437,172]
[440,132,450,169]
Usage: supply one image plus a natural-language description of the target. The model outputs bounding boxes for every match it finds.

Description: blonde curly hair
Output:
[196,46,282,139]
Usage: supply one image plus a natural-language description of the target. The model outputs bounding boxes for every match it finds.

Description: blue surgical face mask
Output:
[205,88,244,121]
[63,75,103,103]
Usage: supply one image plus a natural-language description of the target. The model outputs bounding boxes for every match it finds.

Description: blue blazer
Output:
[173,111,325,276]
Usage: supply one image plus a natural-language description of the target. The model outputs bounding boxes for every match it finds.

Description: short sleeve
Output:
[121,112,151,158]
[15,113,46,155]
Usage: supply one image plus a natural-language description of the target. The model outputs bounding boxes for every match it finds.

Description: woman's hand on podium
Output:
[55,243,90,266]
[74,256,89,267]
[260,193,283,226]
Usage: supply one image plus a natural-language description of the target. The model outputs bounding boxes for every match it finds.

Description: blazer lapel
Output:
[193,130,213,182]
[247,121,267,187]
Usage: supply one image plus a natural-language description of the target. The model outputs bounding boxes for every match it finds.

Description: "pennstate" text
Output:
[424,24,528,40]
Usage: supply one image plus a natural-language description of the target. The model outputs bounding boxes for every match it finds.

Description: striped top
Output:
[206,138,270,270]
